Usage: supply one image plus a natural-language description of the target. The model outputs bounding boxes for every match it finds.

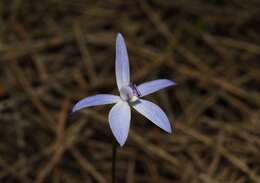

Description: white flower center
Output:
[119,84,140,103]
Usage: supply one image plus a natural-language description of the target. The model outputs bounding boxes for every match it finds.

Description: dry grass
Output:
[0,0,260,183]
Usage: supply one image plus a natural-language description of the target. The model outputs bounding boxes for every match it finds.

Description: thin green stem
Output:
[112,139,117,183]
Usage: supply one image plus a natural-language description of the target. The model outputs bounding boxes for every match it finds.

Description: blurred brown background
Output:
[1,0,260,183]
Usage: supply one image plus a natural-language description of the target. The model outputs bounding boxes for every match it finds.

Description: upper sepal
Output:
[115,33,130,90]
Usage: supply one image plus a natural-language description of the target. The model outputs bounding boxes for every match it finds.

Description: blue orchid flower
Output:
[72,33,176,146]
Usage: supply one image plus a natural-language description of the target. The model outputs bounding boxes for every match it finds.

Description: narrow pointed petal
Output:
[116,33,130,89]
[109,101,131,146]
[137,79,176,97]
[72,94,120,113]
[133,99,172,133]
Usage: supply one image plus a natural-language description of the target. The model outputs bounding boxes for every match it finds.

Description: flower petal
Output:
[116,33,130,89]
[72,94,120,113]
[109,101,131,146]
[133,99,172,133]
[137,79,176,97]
